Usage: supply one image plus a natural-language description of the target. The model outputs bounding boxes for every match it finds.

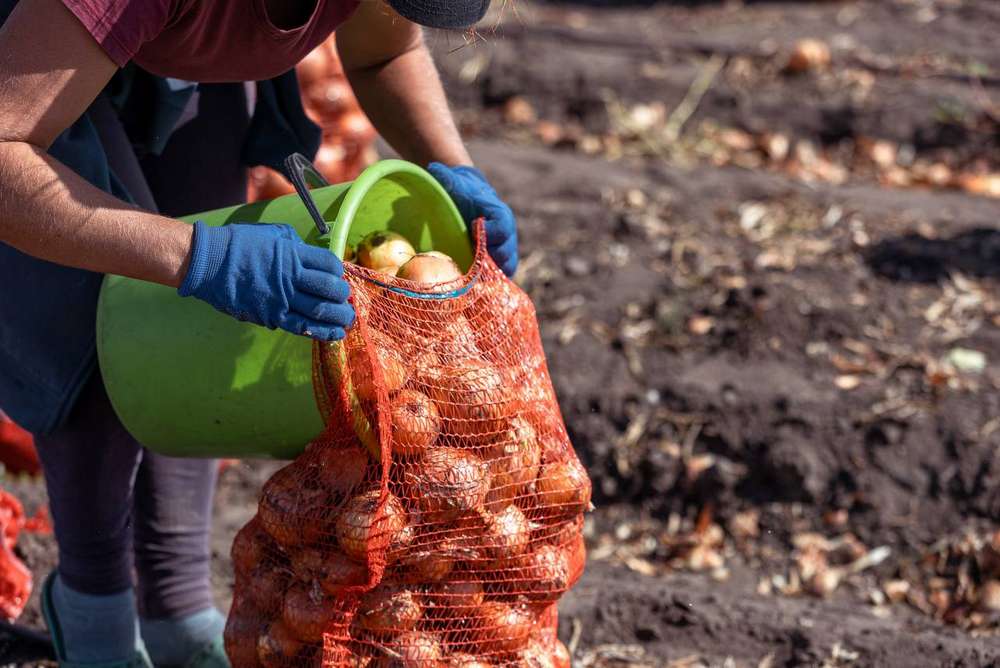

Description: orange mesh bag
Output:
[226,223,589,667]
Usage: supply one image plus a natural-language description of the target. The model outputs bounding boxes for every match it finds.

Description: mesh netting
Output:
[226,223,589,667]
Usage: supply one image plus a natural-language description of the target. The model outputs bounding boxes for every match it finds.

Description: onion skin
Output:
[423,580,486,619]
[282,583,342,643]
[481,505,531,563]
[401,448,490,522]
[356,584,423,636]
[486,416,542,493]
[259,465,331,547]
[535,462,591,520]
[426,359,512,445]
[396,253,463,288]
[223,613,262,668]
[336,490,408,563]
[552,640,572,668]
[357,231,416,274]
[257,620,303,668]
[313,443,369,499]
[349,339,409,404]
[472,602,534,654]
[370,631,443,667]
[232,516,272,577]
[243,564,289,613]
[390,390,441,457]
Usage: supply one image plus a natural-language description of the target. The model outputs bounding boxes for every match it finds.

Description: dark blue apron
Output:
[0,0,321,434]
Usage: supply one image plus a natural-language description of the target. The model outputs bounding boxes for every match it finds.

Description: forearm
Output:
[344,40,472,168]
[0,141,193,287]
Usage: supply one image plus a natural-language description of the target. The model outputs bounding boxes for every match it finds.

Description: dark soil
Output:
[4,1,1000,666]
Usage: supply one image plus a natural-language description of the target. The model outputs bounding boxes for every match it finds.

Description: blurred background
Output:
[3,0,999,665]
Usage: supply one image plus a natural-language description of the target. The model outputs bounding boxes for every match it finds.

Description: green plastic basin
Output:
[96,159,470,459]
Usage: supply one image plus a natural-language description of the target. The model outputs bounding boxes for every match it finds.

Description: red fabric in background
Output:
[0,413,40,477]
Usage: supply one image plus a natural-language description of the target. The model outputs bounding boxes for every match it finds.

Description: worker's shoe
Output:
[141,608,229,668]
[41,573,153,668]
[175,636,229,668]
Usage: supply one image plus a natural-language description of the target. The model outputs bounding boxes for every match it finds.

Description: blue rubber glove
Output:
[427,163,519,277]
[179,221,354,341]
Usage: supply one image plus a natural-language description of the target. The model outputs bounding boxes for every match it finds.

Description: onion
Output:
[786,38,830,74]
[481,505,530,563]
[223,614,262,668]
[371,631,443,667]
[313,141,349,184]
[357,231,416,274]
[257,620,303,667]
[344,244,357,264]
[251,167,295,200]
[259,465,331,547]
[447,654,492,668]
[282,582,342,643]
[356,584,423,636]
[552,640,571,668]
[395,546,456,584]
[512,638,556,668]
[401,447,489,522]
[348,337,409,404]
[336,490,408,562]
[567,532,586,588]
[313,443,369,499]
[423,580,485,619]
[305,77,353,121]
[427,359,512,445]
[535,462,591,520]
[390,390,441,457]
[506,545,570,603]
[434,315,481,363]
[337,109,377,146]
[396,253,463,289]
[472,601,534,653]
[243,563,289,613]
[289,548,368,594]
[232,516,273,577]
[486,416,542,492]
[296,45,332,89]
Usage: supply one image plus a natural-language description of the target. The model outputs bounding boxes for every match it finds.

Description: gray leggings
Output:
[34,82,251,619]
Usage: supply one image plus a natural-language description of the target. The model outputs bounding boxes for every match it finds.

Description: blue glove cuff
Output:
[179,221,231,298]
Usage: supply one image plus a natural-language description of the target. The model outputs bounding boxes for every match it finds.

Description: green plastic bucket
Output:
[96,159,471,459]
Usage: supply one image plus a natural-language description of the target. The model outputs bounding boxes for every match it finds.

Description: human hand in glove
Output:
[427,163,518,277]
[178,221,354,341]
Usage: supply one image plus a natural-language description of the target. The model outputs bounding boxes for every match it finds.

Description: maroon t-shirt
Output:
[60,0,360,82]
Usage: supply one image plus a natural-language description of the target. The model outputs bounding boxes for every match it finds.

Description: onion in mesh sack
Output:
[512,638,557,668]
[336,490,409,563]
[282,582,343,643]
[503,545,571,604]
[290,547,368,594]
[480,504,531,563]
[423,580,486,619]
[389,390,441,457]
[243,563,290,613]
[370,631,444,667]
[401,447,490,522]
[231,516,273,577]
[223,612,262,668]
[349,335,409,404]
[484,416,542,512]
[470,601,535,654]
[356,584,423,636]
[535,461,591,520]
[312,443,370,499]
[257,619,303,667]
[396,252,463,287]
[259,465,331,547]
[427,359,513,445]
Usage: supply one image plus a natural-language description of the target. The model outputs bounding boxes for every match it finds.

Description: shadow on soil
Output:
[865,228,1000,283]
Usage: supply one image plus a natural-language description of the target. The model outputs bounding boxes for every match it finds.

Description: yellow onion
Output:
[472,602,534,653]
[356,584,423,636]
[282,582,343,643]
[486,416,542,492]
[313,443,369,499]
[243,563,289,613]
[481,505,531,563]
[426,359,513,445]
[357,231,416,274]
[396,252,463,288]
[348,336,409,404]
[336,490,408,562]
[257,620,302,668]
[506,545,571,604]
[447,654,493,668]
[535,462,591,520]
[390,390,441,457]
[231,516,273,577]
[223,612,262,668]
[512,638,557,668]
[423,580,486,619]
[401,447,489,522]
[370,631,443,667]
